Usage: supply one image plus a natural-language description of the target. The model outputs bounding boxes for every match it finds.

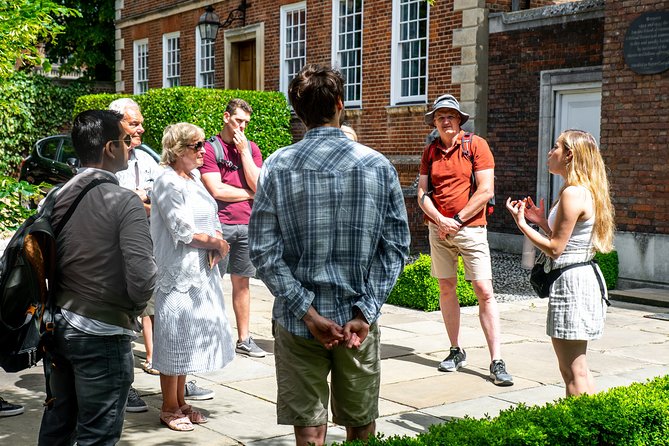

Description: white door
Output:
[550,89,601,203]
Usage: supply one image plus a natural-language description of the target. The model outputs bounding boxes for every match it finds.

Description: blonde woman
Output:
[506,129,615,397]
[151,123,234,431]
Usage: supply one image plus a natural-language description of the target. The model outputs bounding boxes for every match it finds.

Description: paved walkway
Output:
[1,277,668,445]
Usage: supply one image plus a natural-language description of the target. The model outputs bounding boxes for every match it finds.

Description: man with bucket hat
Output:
[417,94,513,386]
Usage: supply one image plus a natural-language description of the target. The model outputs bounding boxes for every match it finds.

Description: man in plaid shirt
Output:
[249,64,410,446]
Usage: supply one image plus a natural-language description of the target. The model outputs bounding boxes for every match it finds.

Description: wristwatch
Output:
[453,214,463,225]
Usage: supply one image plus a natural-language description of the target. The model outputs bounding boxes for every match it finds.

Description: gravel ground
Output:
[490,250,537,302]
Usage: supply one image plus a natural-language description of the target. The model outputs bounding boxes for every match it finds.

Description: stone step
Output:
[609,288,669,308]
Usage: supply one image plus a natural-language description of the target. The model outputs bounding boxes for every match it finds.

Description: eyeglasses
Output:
[111,135,132,147]
[434,115,460,122]
[186,141,205,151]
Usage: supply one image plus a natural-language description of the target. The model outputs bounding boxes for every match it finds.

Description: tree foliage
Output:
[0,0,80,77]
[45,0,116,81]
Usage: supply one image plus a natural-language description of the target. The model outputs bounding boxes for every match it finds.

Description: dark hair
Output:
[72,110,123,165]
[288,64,344,128]
[225,98,253,116]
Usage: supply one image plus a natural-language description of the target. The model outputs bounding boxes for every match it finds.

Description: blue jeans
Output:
[38,313,134,446]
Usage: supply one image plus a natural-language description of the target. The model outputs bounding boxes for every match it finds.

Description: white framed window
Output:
[332,0,363,107]
[390,0,428,105]
[133,39,149,94]
[280,2,306,96]
[162,32,181,88]
[196,28,215,88]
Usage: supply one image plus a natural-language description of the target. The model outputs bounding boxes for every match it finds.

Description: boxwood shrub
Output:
[595,250,618,290]
[387,254,478,311]
[74,87,292,160]
[335,375,669,446]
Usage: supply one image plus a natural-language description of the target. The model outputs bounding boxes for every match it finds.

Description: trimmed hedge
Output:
[595,251,618,290]
[335,375,669,445]
[387,254,477,311]
[74,87,292,159]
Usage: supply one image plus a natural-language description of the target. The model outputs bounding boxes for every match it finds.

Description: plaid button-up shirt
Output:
[249,127,410,338]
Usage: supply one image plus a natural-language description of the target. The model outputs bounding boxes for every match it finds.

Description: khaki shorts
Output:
[429,223,493,281]
[273,321,380,427]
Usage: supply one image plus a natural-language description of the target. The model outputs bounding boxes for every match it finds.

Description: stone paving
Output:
[1,277,668,445]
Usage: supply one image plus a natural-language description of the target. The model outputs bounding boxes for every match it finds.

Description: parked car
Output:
[19,134,160,185]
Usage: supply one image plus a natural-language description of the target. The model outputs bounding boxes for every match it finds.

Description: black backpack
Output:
[0,178,112,372]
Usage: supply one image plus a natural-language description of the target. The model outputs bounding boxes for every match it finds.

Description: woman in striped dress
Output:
[506,129,615,396]
[151,123,235,431]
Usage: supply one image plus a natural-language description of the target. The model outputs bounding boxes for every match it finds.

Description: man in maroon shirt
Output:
[200,99,267,357]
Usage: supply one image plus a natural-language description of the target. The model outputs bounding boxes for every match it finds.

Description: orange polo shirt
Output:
[419,131,495,226]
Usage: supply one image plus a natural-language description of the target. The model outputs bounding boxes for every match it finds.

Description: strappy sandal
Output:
[141,360,160,375]
[180,404,208,424]
[160,410,195,431]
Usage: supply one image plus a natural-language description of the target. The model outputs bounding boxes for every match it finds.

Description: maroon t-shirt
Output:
[199,135,262,225]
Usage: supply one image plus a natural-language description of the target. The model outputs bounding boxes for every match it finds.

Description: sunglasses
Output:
[111,134,133,147]
[187,141,205,151]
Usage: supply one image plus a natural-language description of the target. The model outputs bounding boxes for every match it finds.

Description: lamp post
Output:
[197,1,249,42]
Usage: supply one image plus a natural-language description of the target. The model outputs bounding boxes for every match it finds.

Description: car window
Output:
[58,139,77,164]
[38,139,60,161]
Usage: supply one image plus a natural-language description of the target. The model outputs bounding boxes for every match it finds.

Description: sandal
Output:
[180,404,208,424]
[160,410,194,431]
[141,360,160,375]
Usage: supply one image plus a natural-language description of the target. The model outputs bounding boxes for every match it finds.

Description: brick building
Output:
[114,0,669,288]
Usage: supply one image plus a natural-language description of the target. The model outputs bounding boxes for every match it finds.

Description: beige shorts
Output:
[273,321,380,427]
[429,223,492,281]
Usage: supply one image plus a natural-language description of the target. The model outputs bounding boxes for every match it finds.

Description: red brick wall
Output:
[601,0,669,234]
[487,18,604,234]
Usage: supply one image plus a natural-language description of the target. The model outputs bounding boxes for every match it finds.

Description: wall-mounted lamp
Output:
[197,1,249,42]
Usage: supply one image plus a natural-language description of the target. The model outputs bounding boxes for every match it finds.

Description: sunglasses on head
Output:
[187,141,205,151]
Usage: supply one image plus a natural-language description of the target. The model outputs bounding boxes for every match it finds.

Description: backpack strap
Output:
[207,135,226,165]
[54,178,116,237]
[546,260,610,305]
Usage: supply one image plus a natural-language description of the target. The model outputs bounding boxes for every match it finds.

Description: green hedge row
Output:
[0,72,90,176]
[387,251,619,312]
[0,176,49,236]
[335,375,669,445]
[74,87,293,160]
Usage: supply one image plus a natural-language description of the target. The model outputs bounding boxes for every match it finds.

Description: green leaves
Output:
[0,0,80,77]
[0,72,90,176]
[0,176,50,236]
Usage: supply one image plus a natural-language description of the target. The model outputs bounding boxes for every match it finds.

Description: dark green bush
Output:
[74,87,292,159]
[0,176,50,236]
[387,254,477,311]
[594,250,618,290]
[0,72,90,176]
[336,375,669,446]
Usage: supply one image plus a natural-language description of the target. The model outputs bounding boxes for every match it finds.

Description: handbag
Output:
[529,256,609,305]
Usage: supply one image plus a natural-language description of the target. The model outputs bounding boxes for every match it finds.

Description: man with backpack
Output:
[200,98,267,358]
[417,94,513,387]
[38,110,157,445]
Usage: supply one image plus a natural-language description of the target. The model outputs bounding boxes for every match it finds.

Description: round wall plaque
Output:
[623,11,669,75]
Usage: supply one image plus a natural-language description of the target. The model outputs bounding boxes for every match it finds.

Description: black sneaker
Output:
[126,387,148,413]
[0,397,24,417]
[184,380,215,400]
[438,347,467,372]
[490,359,514,386]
